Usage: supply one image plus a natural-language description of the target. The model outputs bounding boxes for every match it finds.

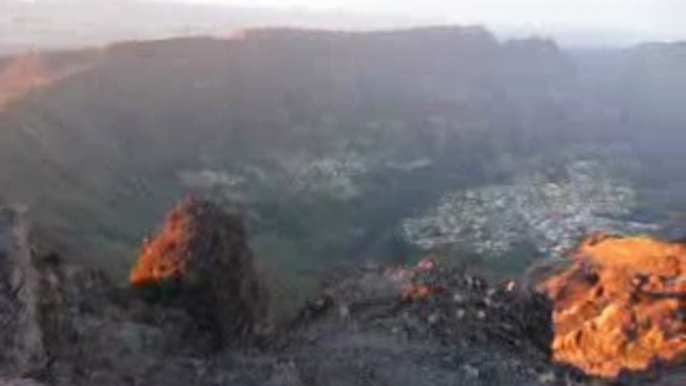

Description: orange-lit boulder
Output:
[130,198,262,345]
[542,234,686,377]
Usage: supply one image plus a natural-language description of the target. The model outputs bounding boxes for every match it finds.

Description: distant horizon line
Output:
[2,24,681,58]
[2,0,682,49]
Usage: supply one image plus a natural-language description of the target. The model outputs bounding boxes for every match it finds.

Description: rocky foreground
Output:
[1,200,685,385]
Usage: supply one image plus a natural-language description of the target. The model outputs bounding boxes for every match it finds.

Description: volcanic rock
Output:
[389,260,554,356]
[0,206,47,378]
[542,234,686,377]
[7,198,686,385]
[273,260,583,386]
[0,205,230,386]
[130,198,263,345]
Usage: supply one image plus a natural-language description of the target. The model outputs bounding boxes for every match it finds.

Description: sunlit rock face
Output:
[542,234,686,377]
[130,198,263,345]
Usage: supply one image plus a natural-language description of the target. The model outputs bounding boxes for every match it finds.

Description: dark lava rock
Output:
[0,207,46,378]
[130,198,264,346]
[273,262,583,386]
[3,202,683,386]
[0,205,242,386]
[403,263,555,357]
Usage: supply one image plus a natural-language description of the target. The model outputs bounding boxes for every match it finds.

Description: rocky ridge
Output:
[2,200,686,386]
[0,202,580,386]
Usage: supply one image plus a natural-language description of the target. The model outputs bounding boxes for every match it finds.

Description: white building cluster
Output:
[403,160,656,258]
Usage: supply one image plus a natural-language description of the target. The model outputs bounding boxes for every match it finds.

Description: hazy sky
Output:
[170,0,682,44]
[6,0,682,46]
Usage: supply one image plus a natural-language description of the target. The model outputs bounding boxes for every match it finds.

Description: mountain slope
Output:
[0,28,622,276]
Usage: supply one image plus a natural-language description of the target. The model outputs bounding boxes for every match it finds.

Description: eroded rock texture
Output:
[543,234,686,377]
[130,198,263,345]
[0,207,46,378]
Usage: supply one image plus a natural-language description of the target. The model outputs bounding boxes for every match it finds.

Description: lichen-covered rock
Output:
[130,198,263,345]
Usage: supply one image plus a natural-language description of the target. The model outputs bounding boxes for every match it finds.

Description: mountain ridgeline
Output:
[0,27,683,280]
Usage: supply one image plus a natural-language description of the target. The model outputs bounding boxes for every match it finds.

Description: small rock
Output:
[462,364,480,379]
[338,304,350,318]
[538,371,556,384]
[456,309,466,319]
[506,281,517,292]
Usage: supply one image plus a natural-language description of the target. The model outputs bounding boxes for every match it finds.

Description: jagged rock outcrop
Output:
[0,205,132,384]
[6,199,686,385]
[130,198,263,345]
[0,205,235,386]
[0,206,47,378]
[542,234,686,378]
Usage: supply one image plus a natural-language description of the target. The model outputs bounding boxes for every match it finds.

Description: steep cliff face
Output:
[0,28,622,277]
